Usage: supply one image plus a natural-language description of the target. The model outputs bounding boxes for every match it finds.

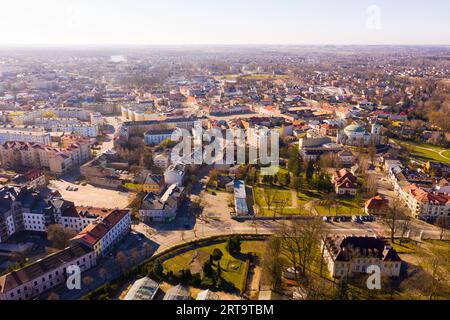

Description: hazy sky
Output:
[1,0,449,46]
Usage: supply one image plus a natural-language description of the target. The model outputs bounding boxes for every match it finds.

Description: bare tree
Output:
[115,251,128,272]
[398,214,412,245]
[435,216,448,241]
[262,237,285,290]
[277,219,324,282]
[98,267,109,282]
[47,225,77,249]
[47,292,60,300]
[383,198,408,243]
[82,276,94,291]
[263,188,280,212]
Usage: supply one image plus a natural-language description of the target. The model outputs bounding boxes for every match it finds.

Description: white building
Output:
[51,123,98,137]
[0,126,51,145]
[139,184,185,222]
[322,236,402,278]
[70,209,131,258]
[164,163,186,187]
[0,244,96,300]
[234,180,249,215]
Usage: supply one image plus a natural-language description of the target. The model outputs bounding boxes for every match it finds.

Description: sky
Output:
[0,0,449,46]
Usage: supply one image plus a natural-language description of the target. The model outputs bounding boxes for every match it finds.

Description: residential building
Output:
[139,184,185,222]
[0,126,51,145]
[0,139,91,176]
[70,209,131,257]
[164,163,186,187]
[0,243,95,300]
[400,184,450,219]
[332,169,358,196]
[10,169,46,190]
[144,129,175,146]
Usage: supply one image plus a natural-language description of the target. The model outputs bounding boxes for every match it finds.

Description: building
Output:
[144,129,175,146]
[153,152,170,169]
[0,139,91,176]
[123,277,160,300]
[0,186,59,242]
[400,184,450,219]
[164,163,186,187]
[0,243,95,300]
[10,169,46,190]
[196,289,219,300]
[139,184,185,222]
[322,236,402,278]
[234,180,249,215]
[0,126,51,145]
[163,284,191,300]
[70,209,131,257]
[365,195,389,215]
[60,206,116,233]
[51,123,98,138]
[332,169,358,196]
[336,123,381,147]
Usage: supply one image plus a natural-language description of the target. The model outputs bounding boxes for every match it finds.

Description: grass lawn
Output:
[162,240,266,292]
[395,139,450,164]
[387,239,418,254]
[314,197,364,216]
[253,186,306,216]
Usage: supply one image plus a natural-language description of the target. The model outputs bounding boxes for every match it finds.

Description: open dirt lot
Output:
[49,179,131,209]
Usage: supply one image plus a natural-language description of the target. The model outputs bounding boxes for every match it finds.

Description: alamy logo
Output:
[170,122,280,175]
[366,5,382,30]
[66,265,81,290]
[366,265,381,290]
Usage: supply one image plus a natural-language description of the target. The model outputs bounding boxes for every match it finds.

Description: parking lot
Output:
[48,179,131,209]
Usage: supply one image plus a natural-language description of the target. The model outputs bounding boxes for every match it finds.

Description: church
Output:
[336,123,381,146]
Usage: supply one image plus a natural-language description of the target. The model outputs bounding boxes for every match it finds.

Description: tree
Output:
[262,237,285,290]
[211,248,223,261]
[398,215,412,245]
[306,161,314,182]
[262,188,279,211]
[278,219,324,281]
[47,225,77,250]
[47,292,60,300]
[82,276,94,290]
[226,235,242,255]
[368,138,377,165]
[435,216,448,241]
[202,260,214,278]
[383,198,408,243]
[98,267,109,282]
[115,251,128,272]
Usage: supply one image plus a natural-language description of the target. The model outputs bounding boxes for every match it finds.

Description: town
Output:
[0,45,448,301]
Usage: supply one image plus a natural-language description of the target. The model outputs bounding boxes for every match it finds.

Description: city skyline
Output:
[0,0,449,46]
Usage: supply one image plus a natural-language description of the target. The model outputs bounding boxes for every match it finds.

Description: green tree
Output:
[226,235,242,255]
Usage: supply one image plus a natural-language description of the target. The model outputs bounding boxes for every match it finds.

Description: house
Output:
[322,236,402,278]
[0,243,95,300]
[70,209,131,257]
[11,169,46,190]
[332,169,358,196]
[139,184,185,222]
[364,195,389,215]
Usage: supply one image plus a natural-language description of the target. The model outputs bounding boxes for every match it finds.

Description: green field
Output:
[314,197,364,216]
[253,186,307,216]
[162,241,266,292]
[395,139,450,164]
